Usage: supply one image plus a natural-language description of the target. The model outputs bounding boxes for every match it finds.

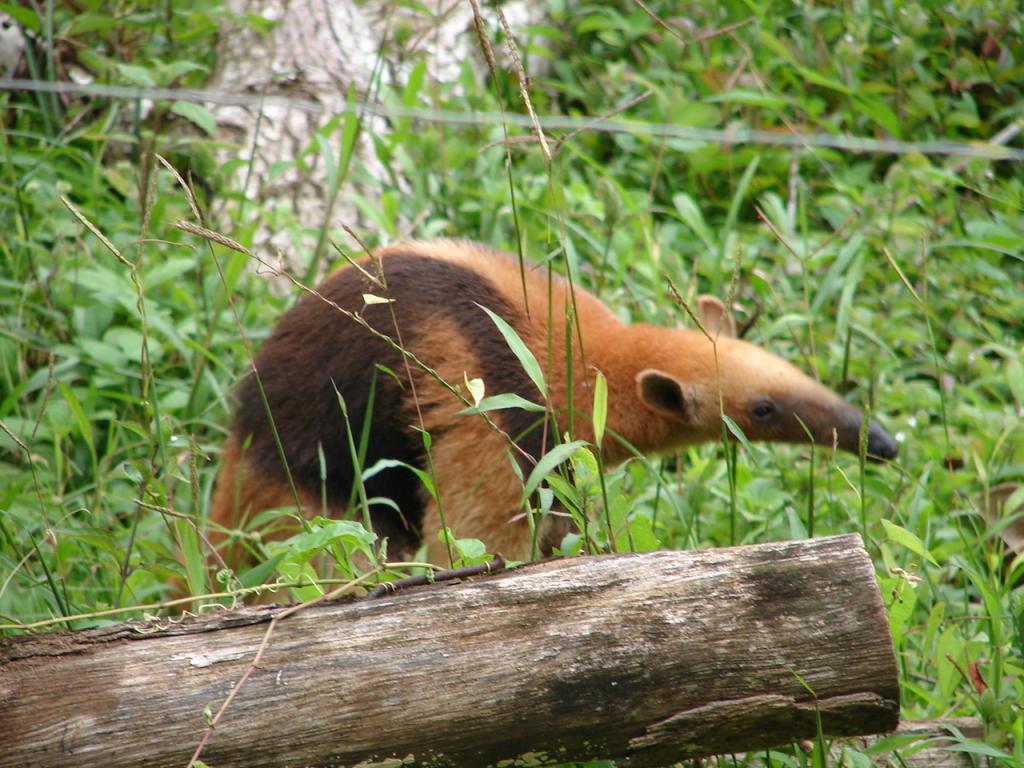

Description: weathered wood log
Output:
[0,534,899,768]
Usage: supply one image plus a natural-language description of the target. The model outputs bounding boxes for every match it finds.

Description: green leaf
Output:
[57,383,95,456]
[706,89,788,110]
[238,552,287,588]
[0,3,41,31]
[363,458,438,502]
[340,90,360,164]
[158,60,207,82]
[878,572,917,646]
[881,519,938,566]
[76,49,114,79]
[853,95,902,139]
[457,393,546,415]
[1006,356,1024,408]
[170,101,217,136]
[436,528,490,566]
[115,62,156,87]
[275,560,323,601]
[145,257,196,287]
[943,742,1013,759]
[625,512,659,552]
[79,337,128,369]
[452,536,486,560]
[672,193,713,250]
[754,31,799,68]
[177,518,207,596]
[520,440,589,506]
[935,626,961,701]
[720,414,751,454]
[239,13,277,34]
[724,155,760,243]
[272,518,377,564]
[962,565,1004,648]
[477,303,547,399]
[315,132,338,190]
[445,533,490,566]
[592,371,608,445]
[964,220,1024,253]
[862,732,940,755]
[403,61,426,108]
[797,66,852,95]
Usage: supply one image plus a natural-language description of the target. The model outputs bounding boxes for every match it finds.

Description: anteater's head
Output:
[634,297,899,461]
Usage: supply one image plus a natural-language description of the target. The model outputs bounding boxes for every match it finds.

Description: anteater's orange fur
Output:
[211,240,897,566]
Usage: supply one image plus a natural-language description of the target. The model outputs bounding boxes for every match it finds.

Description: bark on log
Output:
[0,534,899,768]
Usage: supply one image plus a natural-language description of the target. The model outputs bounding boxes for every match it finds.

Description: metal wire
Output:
[2,78,1022,161]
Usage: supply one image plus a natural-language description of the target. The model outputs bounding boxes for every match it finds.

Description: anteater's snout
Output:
[831,406,899,462]
[866,420,899,462]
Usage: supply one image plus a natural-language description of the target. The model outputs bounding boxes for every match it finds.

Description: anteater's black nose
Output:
[867,420,899,461]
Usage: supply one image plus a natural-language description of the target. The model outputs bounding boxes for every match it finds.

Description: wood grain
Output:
[0,534,899,767]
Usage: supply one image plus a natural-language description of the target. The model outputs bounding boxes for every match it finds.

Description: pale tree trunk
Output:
[207,0,545,276]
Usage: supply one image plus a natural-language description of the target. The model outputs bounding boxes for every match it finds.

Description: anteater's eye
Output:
[751,400,777,421]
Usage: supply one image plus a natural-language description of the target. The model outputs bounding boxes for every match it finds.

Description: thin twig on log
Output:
[366,554,506,599]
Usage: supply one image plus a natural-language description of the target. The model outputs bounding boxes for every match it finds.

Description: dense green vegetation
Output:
[1,0,1022,764]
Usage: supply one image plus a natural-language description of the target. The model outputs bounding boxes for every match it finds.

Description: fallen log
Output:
[0,533,899,767]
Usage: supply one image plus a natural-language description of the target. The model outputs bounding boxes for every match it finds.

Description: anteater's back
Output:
[213,241,564,561]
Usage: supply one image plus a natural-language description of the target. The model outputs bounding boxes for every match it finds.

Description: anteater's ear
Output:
[636,369,691,421]
[696,295,736,338]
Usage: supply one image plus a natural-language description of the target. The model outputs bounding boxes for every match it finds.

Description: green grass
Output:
[1,0,1022,765]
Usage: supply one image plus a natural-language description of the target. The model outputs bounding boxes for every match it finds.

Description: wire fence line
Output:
[2,78,1022,162]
